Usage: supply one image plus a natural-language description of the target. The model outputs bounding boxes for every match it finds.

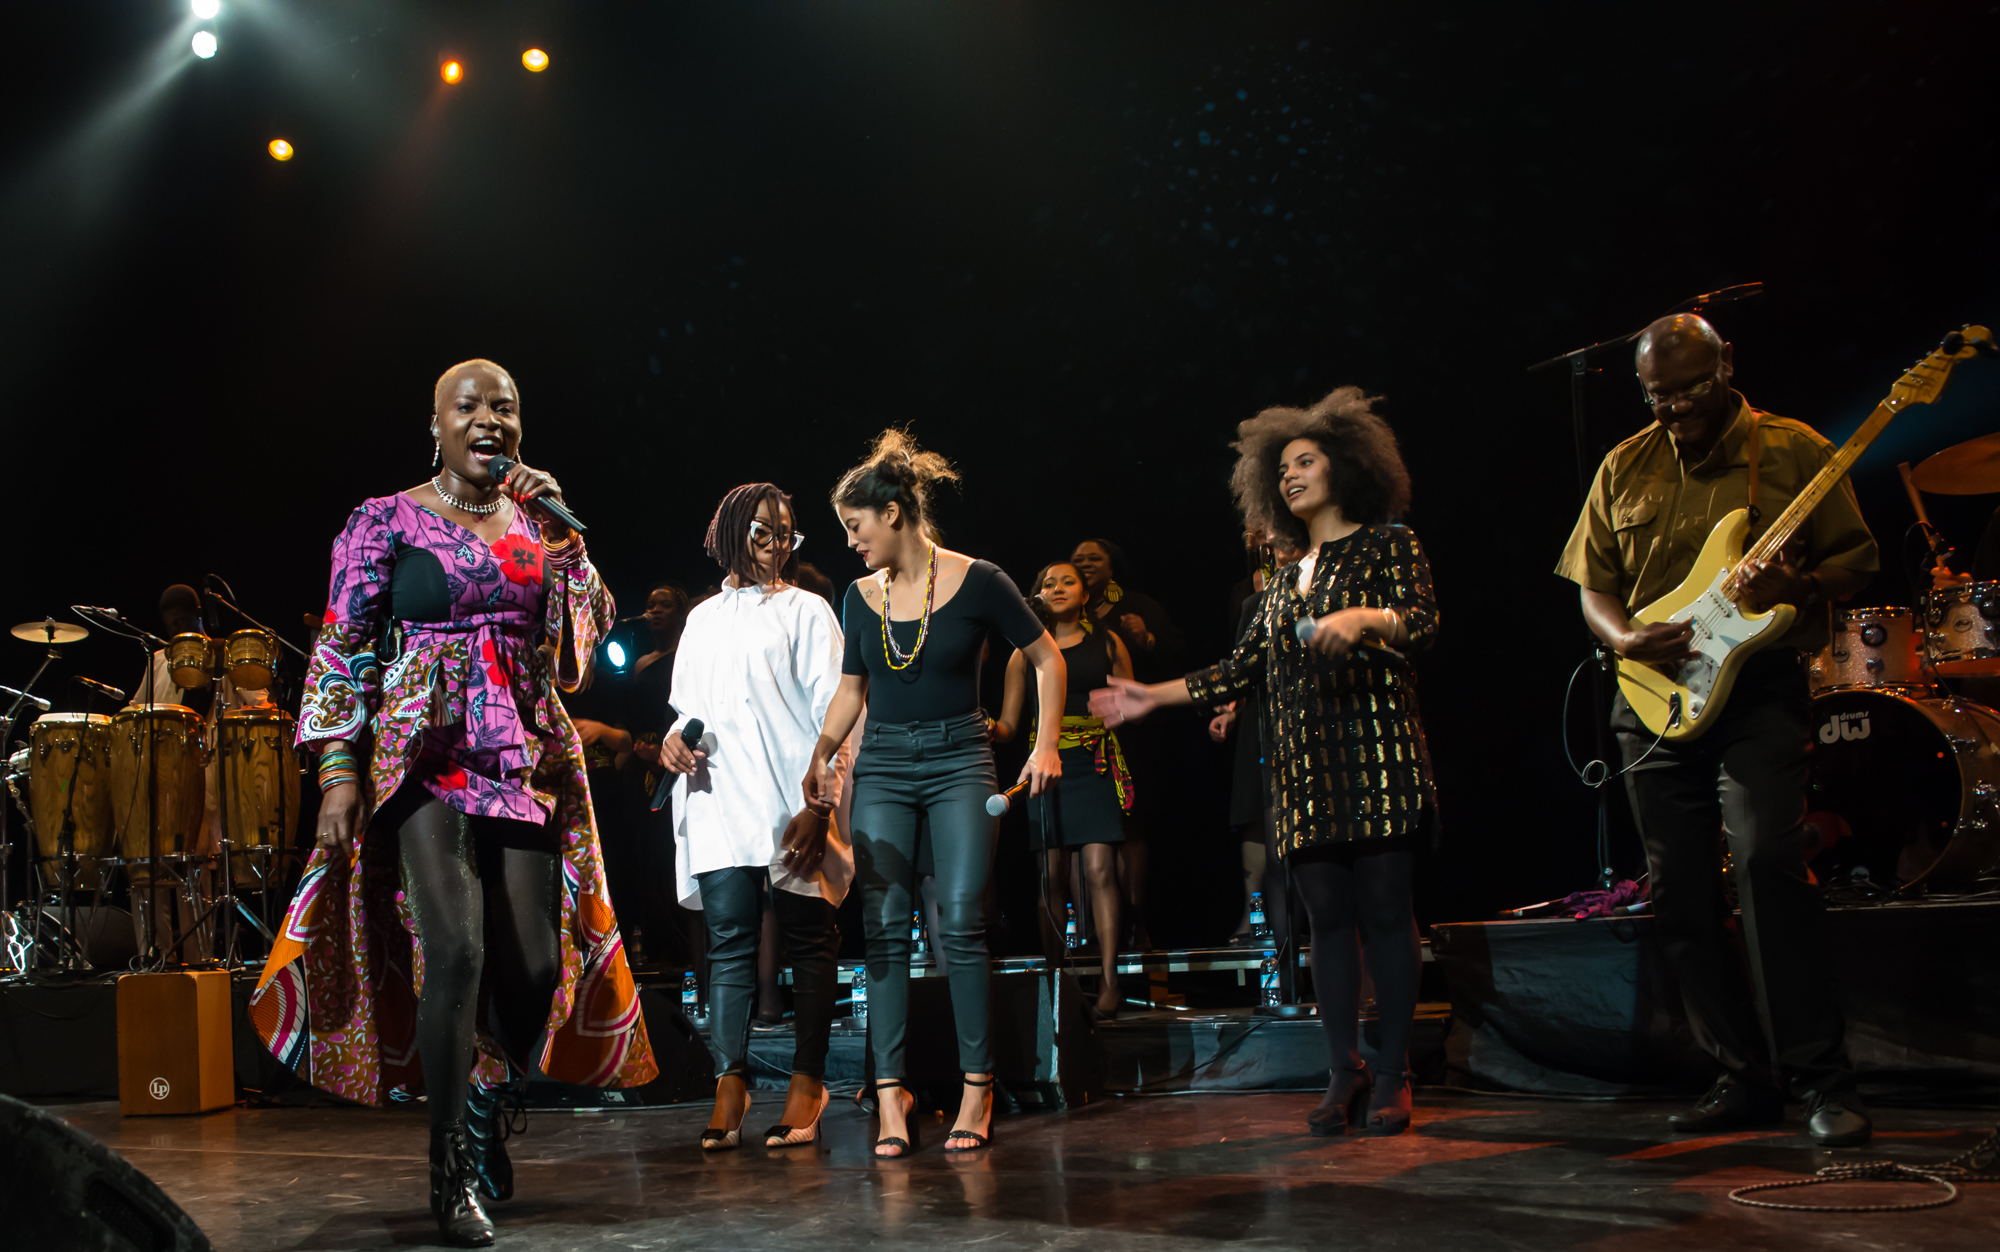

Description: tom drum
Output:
[1810,606,1930,694]
[1925,581,2000,676]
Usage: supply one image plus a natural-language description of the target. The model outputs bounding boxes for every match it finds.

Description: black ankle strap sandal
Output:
[871,1081,918,1158]
[944,1076,996,1153]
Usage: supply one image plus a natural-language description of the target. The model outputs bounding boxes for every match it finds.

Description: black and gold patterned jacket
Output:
[1186,524,1438,856]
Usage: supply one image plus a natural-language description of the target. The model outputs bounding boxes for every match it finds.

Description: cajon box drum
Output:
[117,970,234,1115]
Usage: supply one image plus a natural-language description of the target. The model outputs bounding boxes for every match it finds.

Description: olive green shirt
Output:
[1555,393,1879,652]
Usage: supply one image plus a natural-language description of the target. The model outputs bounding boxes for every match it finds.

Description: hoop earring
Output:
[432,441,441,471]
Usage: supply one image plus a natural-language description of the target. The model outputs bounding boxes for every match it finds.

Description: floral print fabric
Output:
[252,492,657,1104]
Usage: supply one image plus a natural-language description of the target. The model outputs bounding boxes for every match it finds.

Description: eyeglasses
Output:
[1638,375,1720,410]
[749,521,804,551]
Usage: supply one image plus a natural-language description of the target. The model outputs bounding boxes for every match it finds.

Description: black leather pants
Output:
[850,712,998,1078]
[695,865,840,1081]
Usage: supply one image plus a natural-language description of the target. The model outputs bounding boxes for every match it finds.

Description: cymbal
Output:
[11,620,87,645]
[1911,432,2000,495]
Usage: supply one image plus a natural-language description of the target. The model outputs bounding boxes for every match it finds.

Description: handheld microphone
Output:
[74,676,128,702]
[650,718,716,810]
[985,778,1031,817]
[487,455,588,533]
[0,683,51,712]
[1293,616,1409,664]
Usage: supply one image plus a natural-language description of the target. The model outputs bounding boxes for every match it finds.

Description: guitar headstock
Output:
[1888,324,1994,410]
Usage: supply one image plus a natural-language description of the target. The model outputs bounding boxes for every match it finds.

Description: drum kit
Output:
[1,603,305,977]
[1803,434,2000,894]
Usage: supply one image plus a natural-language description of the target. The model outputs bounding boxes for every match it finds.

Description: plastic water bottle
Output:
[911,910,927,962]
[850,964,868,1024]
[1259,950,1281,1007]
[1064,902,1079,949]
[681,970,699,1018]
[1249,891,1269,942]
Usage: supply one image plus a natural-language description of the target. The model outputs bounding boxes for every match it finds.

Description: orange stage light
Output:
[441,60,463,85]
[268,139,294,161]
[522,48,549,72]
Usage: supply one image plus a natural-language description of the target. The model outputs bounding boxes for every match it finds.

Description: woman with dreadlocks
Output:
[652,482,852,1150]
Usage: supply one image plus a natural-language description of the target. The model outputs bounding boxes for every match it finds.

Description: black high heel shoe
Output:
[1307,1063,1372,1137]
[1366,1069,1415,1137]
[430,1121,496,1247]
[944,1076,996,1152]
[871,1081,919,1158]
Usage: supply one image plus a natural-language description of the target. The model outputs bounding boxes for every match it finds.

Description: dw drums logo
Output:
[1820,712,1871,744]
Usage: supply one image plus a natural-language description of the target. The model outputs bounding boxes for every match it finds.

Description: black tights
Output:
[394,792,561,1136]
[1290,842,1419,1076]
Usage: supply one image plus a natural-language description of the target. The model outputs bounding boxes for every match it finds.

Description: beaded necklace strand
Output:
[880,542,940,671]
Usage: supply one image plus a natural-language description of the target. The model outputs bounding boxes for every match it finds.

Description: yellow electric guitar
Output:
[1620,325,1995,740]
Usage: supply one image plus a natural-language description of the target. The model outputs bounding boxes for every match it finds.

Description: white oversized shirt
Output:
[669,580,853,909]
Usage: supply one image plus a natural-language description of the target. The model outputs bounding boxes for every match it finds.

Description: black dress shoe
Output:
[1803,1091,1872,1147]
[1667,1077,1783,1133]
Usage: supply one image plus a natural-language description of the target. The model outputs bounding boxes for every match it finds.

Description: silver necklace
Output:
[432,475,504,515]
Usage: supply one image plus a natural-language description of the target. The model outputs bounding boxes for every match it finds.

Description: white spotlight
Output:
[606,641,627,668]
[191,0,221,18]
[191,30,218,59]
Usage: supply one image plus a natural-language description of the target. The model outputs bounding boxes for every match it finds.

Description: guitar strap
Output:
[1743,408,1763,535]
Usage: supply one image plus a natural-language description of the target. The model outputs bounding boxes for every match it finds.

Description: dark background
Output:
[4,1,1998,944]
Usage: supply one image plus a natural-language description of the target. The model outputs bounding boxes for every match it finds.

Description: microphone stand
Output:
[1526,282,1765,892]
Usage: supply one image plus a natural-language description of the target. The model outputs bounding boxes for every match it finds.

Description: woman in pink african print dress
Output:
[250,360,655,1247]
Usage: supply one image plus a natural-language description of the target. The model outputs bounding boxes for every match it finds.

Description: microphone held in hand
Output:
[1294,615,1409,664]
[650,718,716,811]
[486,455,588,533]
[985,778,1031,817]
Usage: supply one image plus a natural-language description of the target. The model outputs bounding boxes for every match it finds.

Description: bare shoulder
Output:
[935,548,977,593]
[856,571,887,612]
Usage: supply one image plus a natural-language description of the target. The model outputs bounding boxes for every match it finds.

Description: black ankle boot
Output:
[464,1080,522,1201]
[430,1121,496,1247]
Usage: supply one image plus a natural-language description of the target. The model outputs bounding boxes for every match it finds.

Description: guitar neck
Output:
[1735,399,1899,574]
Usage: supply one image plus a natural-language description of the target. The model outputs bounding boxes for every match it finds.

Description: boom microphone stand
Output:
[1527,281,1764,890]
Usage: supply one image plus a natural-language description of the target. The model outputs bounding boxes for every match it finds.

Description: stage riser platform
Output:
[1434,900,2000,1100]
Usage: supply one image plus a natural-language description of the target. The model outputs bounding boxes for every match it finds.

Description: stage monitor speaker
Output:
[118,971,233,1116]
[0,1092,211,1251]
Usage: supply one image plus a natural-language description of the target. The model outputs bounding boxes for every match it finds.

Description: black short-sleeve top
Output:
[842,559,1046,725]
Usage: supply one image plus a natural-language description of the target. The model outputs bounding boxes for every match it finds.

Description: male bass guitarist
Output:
[1556,313,1876,1146]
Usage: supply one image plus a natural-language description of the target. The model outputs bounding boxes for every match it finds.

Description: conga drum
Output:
[27,713,114,891]
[218,708,300,888]
[223,629,279,690]
[110,704,208,880]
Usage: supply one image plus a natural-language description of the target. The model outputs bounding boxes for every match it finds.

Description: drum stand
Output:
[1,628,70,978]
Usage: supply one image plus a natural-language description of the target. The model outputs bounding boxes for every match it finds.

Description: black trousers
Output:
[850,712,997,1078]
[695,866,840,1081]
[1613,649,1851,1096]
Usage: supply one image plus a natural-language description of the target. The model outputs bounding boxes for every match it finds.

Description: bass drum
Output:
[1806,690,2000,892]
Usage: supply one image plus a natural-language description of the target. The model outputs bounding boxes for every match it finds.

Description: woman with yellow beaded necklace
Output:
[805,429,1065,1158]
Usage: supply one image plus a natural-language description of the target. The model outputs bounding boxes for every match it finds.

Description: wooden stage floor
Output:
[45,1090,2000,1251]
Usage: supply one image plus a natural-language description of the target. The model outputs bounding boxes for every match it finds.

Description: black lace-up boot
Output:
[430,1121,496,1247]
[463,1080,522,1201]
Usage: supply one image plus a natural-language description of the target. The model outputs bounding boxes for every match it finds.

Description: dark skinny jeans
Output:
[850,712,998,1078]
[695,866,840,1081]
